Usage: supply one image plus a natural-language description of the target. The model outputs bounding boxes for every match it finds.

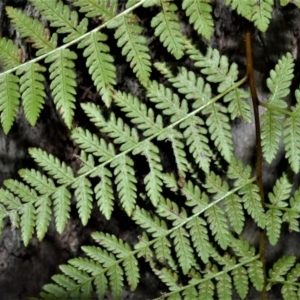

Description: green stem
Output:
[245,30,267,300]
[259,101,294,116]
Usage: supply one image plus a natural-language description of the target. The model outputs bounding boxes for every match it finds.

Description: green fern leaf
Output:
[20,202,35,246]
[283,189,300,232]
[0,73,20,134]
[17,63,46,126]
[51,273,77,291]
[94,272,108,299]
[198,279,214,300]
[78,33,116,107]
[152,267,180,292]
[59,264,90,283]
[204,101,233,162]
[186,45,239,93]
[29,0,88,43]
[282,284,298,300]
[280,0,300,7]
[252,0,274,32]
[95,166,114,220]
[106,263,124,300]
[186,217,211,263]
[71,127,115,162]
[232,266,249,299]
[183,286,198,300]
[269,255,296,282]
[261,53,294,162]
[268,173,292,206]
[204,203,231,250]
[71,0,117,21]
[224,193,245,234]
[4,179,38,202]
[0,37,21,70]
[0,188,21,211]
[6,6,57,55]
[227,159,265,228]
[139,141,164,206]
[18,169,56,195]
[151,0,185,59]
[28,148,74,185]
[80,103,140,151]
[225,0,254,20]
[72,177,93,226]
[247,260,264,291]
[53,187,71,233]
[223,88,252,122]
[216,273,232,300]
[283,88,300,173]
[170,227,195,274]
[132,207,169,237]
[114,91,164,137]
[146,80,188,123]
[45,49,77,128]
[69,257,103,276]
[108,13,151,84]
[41,283,66,299]
[35,196,52,241]
[153,236,177,271]
[110,155,137,216]
[266,208,282,245]
[182,0,214,39]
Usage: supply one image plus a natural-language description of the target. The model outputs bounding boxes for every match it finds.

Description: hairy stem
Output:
[245,30,267,300]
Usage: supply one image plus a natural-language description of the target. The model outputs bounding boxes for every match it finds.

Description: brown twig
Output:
[245,30,267,300]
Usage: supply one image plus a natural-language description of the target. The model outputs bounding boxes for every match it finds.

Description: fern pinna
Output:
[1,0,300,299]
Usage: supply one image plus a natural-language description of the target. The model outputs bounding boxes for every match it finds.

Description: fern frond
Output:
[261,53,294,162]
[132,207,169,237]
[151,0,185,59]
[35,196,52,241]
[72,177,93,226]
[283,189,300,232]
[20,202,35,246]
[186,217,212,263]
[71,127,115,162]
[71,0,117,21]
[0,37,21,70]
[153,236,177,270]
[28,148,74,185]
[182,0,214,40]
[53,187,71,233]
[186,44,239,93]
[80,103,139,151]
[266,208,282,245]
[138,141,163,206]
[95,166,114,220]
[92,232,140,291]
[216,273,232,300]
[205,101,233,162]
[0,73,20,133]
[227,159,265,228]
[78,33,116,107]
[4,179,38,202]
[17,63,46,126]
[280,0,300,7]
[152,267,180,292]
[19,169,56,195]
[251,0,274,32]
[170,227,195,275]
[29,0,88,43]
[232,266,249,299]
[45,49,77,128]
[108,13,151,84]
[110,155,137,216]
[268,173,292,206]
[198,279,214,300]
[247,260,264,291]
[6,6,57,56]
[114,91,164,137]
[269,255,296,282]
[283,88,300,173]
[225,0,254,20]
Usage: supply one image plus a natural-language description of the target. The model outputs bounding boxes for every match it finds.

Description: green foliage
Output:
[1,1,300,299]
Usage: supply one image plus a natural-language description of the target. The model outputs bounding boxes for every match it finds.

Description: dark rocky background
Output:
[0,0,300,299]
